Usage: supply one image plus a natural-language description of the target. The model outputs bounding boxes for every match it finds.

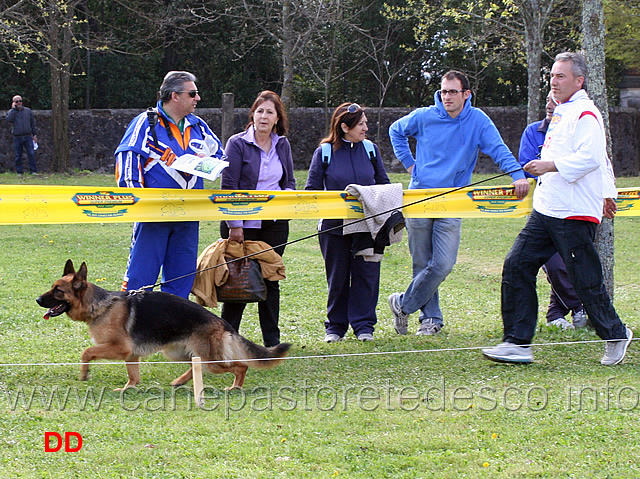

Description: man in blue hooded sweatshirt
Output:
[388,70,529,336]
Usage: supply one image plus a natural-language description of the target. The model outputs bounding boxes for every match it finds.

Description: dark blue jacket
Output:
[6,107,36,136]
[305,139,390,234]
[518,118,549,179]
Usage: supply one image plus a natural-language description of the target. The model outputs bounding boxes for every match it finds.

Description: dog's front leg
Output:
[79,360,90,381]
[170,367,193,387]
[115,355,141,391]
[80,343,133,387]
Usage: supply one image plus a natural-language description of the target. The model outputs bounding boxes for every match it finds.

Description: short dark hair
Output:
[246,90,289,136]
[554,52,588,90]
[158,71,197,103]
[441,70,471,91]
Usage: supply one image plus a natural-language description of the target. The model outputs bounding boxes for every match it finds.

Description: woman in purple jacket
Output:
[305,103,390,342]
[219,91,296,347]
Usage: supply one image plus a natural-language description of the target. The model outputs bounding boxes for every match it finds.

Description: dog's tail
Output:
[231,336,292,370]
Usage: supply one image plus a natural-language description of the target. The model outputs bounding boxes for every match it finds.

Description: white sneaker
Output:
[324,333,344,343]
[548,317,574,330]
[388,293,409,335]
[416,319,442,336]
[572,310,588,328]
[356,333,374,342]
[482,342,533,363]
[601,327,633,366]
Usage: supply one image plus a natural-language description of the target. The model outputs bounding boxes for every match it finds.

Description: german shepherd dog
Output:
[36,260,291,391]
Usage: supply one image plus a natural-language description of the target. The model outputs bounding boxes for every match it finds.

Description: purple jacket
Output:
[221,129,296,191]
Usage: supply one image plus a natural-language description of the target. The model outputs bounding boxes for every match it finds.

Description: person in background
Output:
[6,94,38,175]
[483,52,631,365]
[115,71,223,298]
[518,92,587,330]
[219,90,295,347]
[388,70,529,337]
[305,103,390,343]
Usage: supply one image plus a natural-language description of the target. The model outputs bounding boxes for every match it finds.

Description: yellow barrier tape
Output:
[0,184,638,225]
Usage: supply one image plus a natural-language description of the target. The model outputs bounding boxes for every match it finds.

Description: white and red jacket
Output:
[533,89,617,222]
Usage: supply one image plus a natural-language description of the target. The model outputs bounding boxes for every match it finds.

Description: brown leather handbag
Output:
[216,255,267,303]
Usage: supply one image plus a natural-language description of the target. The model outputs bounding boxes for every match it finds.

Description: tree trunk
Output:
[582,0,615,298]
[48,10,72,173]
[280,0,294,111]
[524,22,542,124]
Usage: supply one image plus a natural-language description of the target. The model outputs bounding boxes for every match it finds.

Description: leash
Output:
[137,168,524,292]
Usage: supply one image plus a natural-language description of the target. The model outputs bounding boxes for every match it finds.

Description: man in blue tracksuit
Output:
[388,70,530,336]
[114,71,223,298]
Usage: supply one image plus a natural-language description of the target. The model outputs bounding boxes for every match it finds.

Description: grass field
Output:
[1,171,639,478]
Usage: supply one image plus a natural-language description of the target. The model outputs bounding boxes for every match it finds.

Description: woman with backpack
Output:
[305,103,390,342]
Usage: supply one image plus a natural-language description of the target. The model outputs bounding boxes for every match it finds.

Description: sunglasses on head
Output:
[345,103,361,113]
[177,90,199,98]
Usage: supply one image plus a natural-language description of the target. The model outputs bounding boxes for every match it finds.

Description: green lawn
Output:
[1,172,639,478]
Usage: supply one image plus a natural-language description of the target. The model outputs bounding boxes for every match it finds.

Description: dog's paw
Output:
[114,384,137,392]
[224,385,243,391]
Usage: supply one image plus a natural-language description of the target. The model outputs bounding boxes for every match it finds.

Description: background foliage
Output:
[0,0,635,111]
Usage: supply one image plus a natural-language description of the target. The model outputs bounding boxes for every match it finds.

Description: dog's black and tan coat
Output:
[37,260,291,390]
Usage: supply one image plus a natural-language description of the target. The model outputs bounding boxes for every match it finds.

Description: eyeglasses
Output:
[176,90,199,98]
[15,99,22,103]
[439,89,467,97]
[346,103,361,113]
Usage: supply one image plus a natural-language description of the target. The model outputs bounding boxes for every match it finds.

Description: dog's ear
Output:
[63,259,75,276]
[72,262,88,292]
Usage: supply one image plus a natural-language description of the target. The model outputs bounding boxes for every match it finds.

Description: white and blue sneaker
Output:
[388,293,409,335]
[482,342,533,363]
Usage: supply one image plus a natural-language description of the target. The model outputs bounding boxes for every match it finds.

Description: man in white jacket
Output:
[483,52,632,365]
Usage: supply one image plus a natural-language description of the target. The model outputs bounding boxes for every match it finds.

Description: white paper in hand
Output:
[171,154,229,181]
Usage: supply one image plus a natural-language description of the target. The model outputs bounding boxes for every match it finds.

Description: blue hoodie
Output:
[389,91,525,189]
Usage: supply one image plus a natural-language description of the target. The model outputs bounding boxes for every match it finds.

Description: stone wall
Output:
[1,106,639,176]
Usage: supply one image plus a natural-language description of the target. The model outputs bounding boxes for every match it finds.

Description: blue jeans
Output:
[502,210,627,344]
[400,217,462,326]
[13,135,36,174]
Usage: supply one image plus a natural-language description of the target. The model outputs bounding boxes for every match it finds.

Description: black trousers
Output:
[219,220,289,347]
[501,210,627,344]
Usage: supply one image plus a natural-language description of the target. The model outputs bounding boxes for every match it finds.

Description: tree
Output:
[605,0,640,69]
[1,0,85,171]
[384,0,580,122]
[582,0,616,297]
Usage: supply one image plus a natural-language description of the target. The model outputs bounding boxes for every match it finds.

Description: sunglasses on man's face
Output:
[177,90,199,98]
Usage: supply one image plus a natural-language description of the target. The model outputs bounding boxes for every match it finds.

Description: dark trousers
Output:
[219,220,289,347]
[319,232,380,337]
[501,210,627,344]
[13,135,36,174]
[543,252,583,321]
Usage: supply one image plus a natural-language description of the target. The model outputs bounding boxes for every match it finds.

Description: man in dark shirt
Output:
[6,95,38,175]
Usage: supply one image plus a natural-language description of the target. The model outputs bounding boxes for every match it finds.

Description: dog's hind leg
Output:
[226,365,248,390]
[170,367,193,387]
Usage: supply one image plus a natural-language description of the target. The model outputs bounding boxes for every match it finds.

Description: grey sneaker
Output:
[548,317,574,330]
[388,293,409,335]
[572,310,588,328]
[482,342,533,364]
[357,332,374,342]
[416,319,442,336]
[601,327,633,366]
[324,333,344,343]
